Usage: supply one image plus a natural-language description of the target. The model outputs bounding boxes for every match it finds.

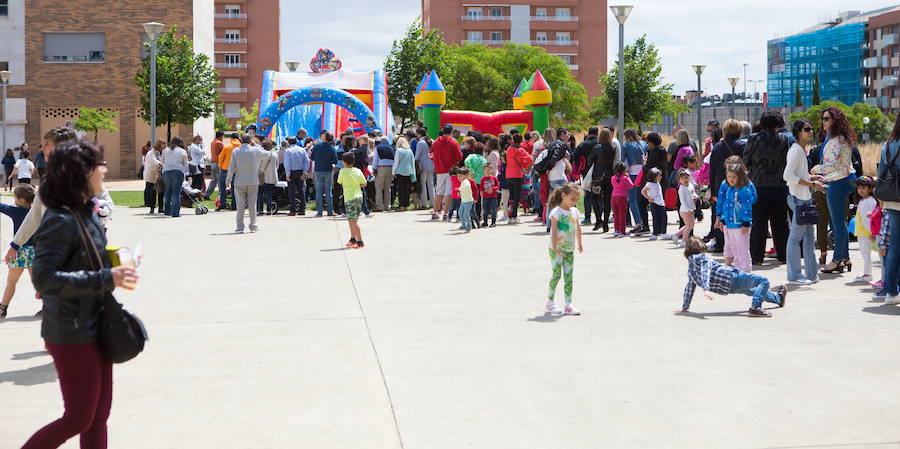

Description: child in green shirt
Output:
[337,152,367,248]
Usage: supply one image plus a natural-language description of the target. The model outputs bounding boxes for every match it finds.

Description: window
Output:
[467,7,482,17]
[224,54,241,64]
[0,0,7,16]
[224,79,240,89]
[224,5,241,15]
[43,33,105,62]
[224,30,241,42]
[555,8,571,17]
[224,103,241,118]
[467,31,482,42]
[490,31,502,41]
[556,55,572,64]
[489,7,502,17]
[535,7,547,17]
[0,61,8,71]
[556,32,570,44]
[535,32,547,42]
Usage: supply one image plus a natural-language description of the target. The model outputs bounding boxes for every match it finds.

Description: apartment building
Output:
[214,0,280,124]
[422,0,607,96]
[865,7,900,110]
[1,0,214,178]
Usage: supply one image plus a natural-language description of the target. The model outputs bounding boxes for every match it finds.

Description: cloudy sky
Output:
[281,0,894,98]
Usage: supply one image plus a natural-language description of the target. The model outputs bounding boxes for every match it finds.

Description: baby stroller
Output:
[180,181,209,215]
[271,180,304,214]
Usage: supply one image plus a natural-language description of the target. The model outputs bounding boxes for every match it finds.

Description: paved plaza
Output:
[2,202,900,449]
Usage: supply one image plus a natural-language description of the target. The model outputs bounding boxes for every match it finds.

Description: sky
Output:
[281,0,897,98]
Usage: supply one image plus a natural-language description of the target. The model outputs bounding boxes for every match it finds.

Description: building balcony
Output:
[217,87,247,93]
[529,20,578,31]
[215,0,245,3]
[532,40,578,46]
[568,64,579,70]
[214,41,247,52]
[215,13,247,28]
[531,15,579,22]
[884,75,898,88]
[215,38,247,44]
[214,63,247,77]
[864,56,888,68]
[461,15,510,21]
[884,33,899,47]
[223,111,242,119]
[462,40,509,46]
[218,90,248,103]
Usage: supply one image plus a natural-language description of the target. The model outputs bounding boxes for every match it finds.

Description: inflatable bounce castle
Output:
[255,49,394,140]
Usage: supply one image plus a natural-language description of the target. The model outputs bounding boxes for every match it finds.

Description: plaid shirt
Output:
[683,254,738,310]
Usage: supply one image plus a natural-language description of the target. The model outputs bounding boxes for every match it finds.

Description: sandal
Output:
[820,261,844,273]
[0,304,7,318]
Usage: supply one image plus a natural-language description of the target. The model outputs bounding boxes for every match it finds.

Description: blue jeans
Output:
[458,201,474,231]
[314,171,334,214]
[627,174,642,226]
[884,209,900,296]
[162,170,184,217]
[217,169,229,209]
[582,191,594,223]
[257,183,274,213]
[825,177,854,261]
[482,197,498,225]
[786,195,818,281]
[731,271,781,308]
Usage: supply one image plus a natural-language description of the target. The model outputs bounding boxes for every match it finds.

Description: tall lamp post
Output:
[0,70,9,153]
[727,77,739,119]
[742,63,748,99]
[143,22,165,147]
[692,65,705,146]
[610,5,633,140]
[285,61,300,72]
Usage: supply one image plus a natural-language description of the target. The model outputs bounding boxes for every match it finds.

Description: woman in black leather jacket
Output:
[22,140,138,449]
[584,129,617,232]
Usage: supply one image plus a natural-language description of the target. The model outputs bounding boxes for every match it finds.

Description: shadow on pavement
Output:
[675,310,750,319]
[209,232,245,236]
[5,314,41,322]
[862,305,900,316]
[319,247,350,252]
[12,351,48,360]
[527,313,565,323]
[0,362,56,386]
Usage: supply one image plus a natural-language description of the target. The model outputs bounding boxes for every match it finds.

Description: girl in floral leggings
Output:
[545,183,584,316]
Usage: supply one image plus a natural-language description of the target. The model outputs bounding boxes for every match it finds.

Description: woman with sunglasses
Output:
[784,119,824,284]
[811,107,857,273]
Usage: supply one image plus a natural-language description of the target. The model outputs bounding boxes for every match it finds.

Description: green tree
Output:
[237,100,259,130]
[135,26,219,142]
[72,107,118,143]
[812,71,821,106]
[588,35,684,130]
[788,100,892,142]
[384,17,448,131]
[794,82,803,107]
[442,43,588,129]
[214,103,229,132]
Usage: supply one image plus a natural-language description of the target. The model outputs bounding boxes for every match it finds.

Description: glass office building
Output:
[767,22,866,107]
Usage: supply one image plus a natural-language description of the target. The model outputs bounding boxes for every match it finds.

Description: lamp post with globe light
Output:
[285,61,300,72]
[863,116,871,143]
[0,70,9,153]
[610,5,632,140]
[728,77,739,119]
[143,22,166,146]
[692,65,705,146]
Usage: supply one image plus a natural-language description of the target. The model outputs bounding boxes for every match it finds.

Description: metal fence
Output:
[644,105,806,136]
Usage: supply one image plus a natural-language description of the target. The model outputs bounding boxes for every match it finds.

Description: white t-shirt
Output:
[645,182,664,206]
[678,183,696,212]
[535,150,568,182]
[548,206,582,252]
[15,159,35,179]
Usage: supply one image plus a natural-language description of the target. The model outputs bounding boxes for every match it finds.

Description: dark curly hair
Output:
[41,140,101,210]
[820,106,857,146]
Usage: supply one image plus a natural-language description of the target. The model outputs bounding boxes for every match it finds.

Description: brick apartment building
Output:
[214,0,280,125]
[421,0,607,96]
[865,7,900,110]
[0,0,215,178]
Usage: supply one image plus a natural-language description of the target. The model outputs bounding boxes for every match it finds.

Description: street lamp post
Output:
[728,77,739,119]
[143,22,165,147]
[610,5,633,141]
[742,63,748,99]
[285,61,300,72]
[0,70,9,153]
[863,116,871,143]
[692,65,705,146]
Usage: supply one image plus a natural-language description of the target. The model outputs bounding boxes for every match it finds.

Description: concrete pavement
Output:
[2,203,900,449]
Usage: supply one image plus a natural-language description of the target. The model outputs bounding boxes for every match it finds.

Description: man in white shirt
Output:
[225,134,264,232]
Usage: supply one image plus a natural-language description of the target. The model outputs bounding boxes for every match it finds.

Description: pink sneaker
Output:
[872,280,885,289]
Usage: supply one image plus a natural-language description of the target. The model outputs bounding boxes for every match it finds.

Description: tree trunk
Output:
[167,121,172,144]
[399,117,408,133]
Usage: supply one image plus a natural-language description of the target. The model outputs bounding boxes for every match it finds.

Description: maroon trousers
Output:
[612,196,628,234]
[22,341,113,449]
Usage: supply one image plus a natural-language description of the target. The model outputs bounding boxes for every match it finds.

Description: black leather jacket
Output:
[33,205,114,344]
[743,130,789,188]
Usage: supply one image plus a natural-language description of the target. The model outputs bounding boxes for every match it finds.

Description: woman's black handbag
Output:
[67,206,148,364]
[875,144,900,203]
[796,202,819,225]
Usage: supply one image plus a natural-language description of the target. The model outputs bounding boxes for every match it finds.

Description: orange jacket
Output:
[218,138,239,170]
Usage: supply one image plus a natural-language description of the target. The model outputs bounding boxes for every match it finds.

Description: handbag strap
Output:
[64,205,103,271]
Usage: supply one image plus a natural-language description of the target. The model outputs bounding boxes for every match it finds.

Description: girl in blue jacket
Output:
[715,158,757,272]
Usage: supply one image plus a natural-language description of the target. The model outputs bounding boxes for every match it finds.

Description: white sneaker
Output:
[671,234,680,244]
[662,234,673,240]
[498,216,508,222]
[886,294,900,305]
[788,278,814,285]
[677,241,686,248]
[854,274,872,283]
[365,213,372,218]
[564,303,581,315]
[649,235,659,241]
[546,301,562,315]
[706,239,717,249]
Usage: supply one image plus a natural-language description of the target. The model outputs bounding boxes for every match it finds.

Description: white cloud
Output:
[281,0,895,97]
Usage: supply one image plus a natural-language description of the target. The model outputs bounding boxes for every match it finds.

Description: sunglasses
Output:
[96,162,108,167]
[803,127,813,132]
[821,116,832,122]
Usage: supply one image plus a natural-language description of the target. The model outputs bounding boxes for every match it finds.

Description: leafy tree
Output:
[788,100,892,143]
[812,71,821,106]
[72,107,118,143]
[384,17,448,131]
[214,103,229,132]
[237,100,259,130]
[442,43,588,129]
[135,26,219,142]
[588,35,683,130]
[794,82,803,107]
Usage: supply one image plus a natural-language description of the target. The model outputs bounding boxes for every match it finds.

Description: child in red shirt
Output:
[449,166,461,222]
[480,164,500,227]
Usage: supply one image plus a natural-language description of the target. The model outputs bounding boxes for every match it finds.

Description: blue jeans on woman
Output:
[883,209,900,296]
[731,271,782,308]
[627,174,642,226]
[257,183,274,213]
[825,177,854,261]
[786,195,818,281]
[162,170,184,217]
[314,171,334,215]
